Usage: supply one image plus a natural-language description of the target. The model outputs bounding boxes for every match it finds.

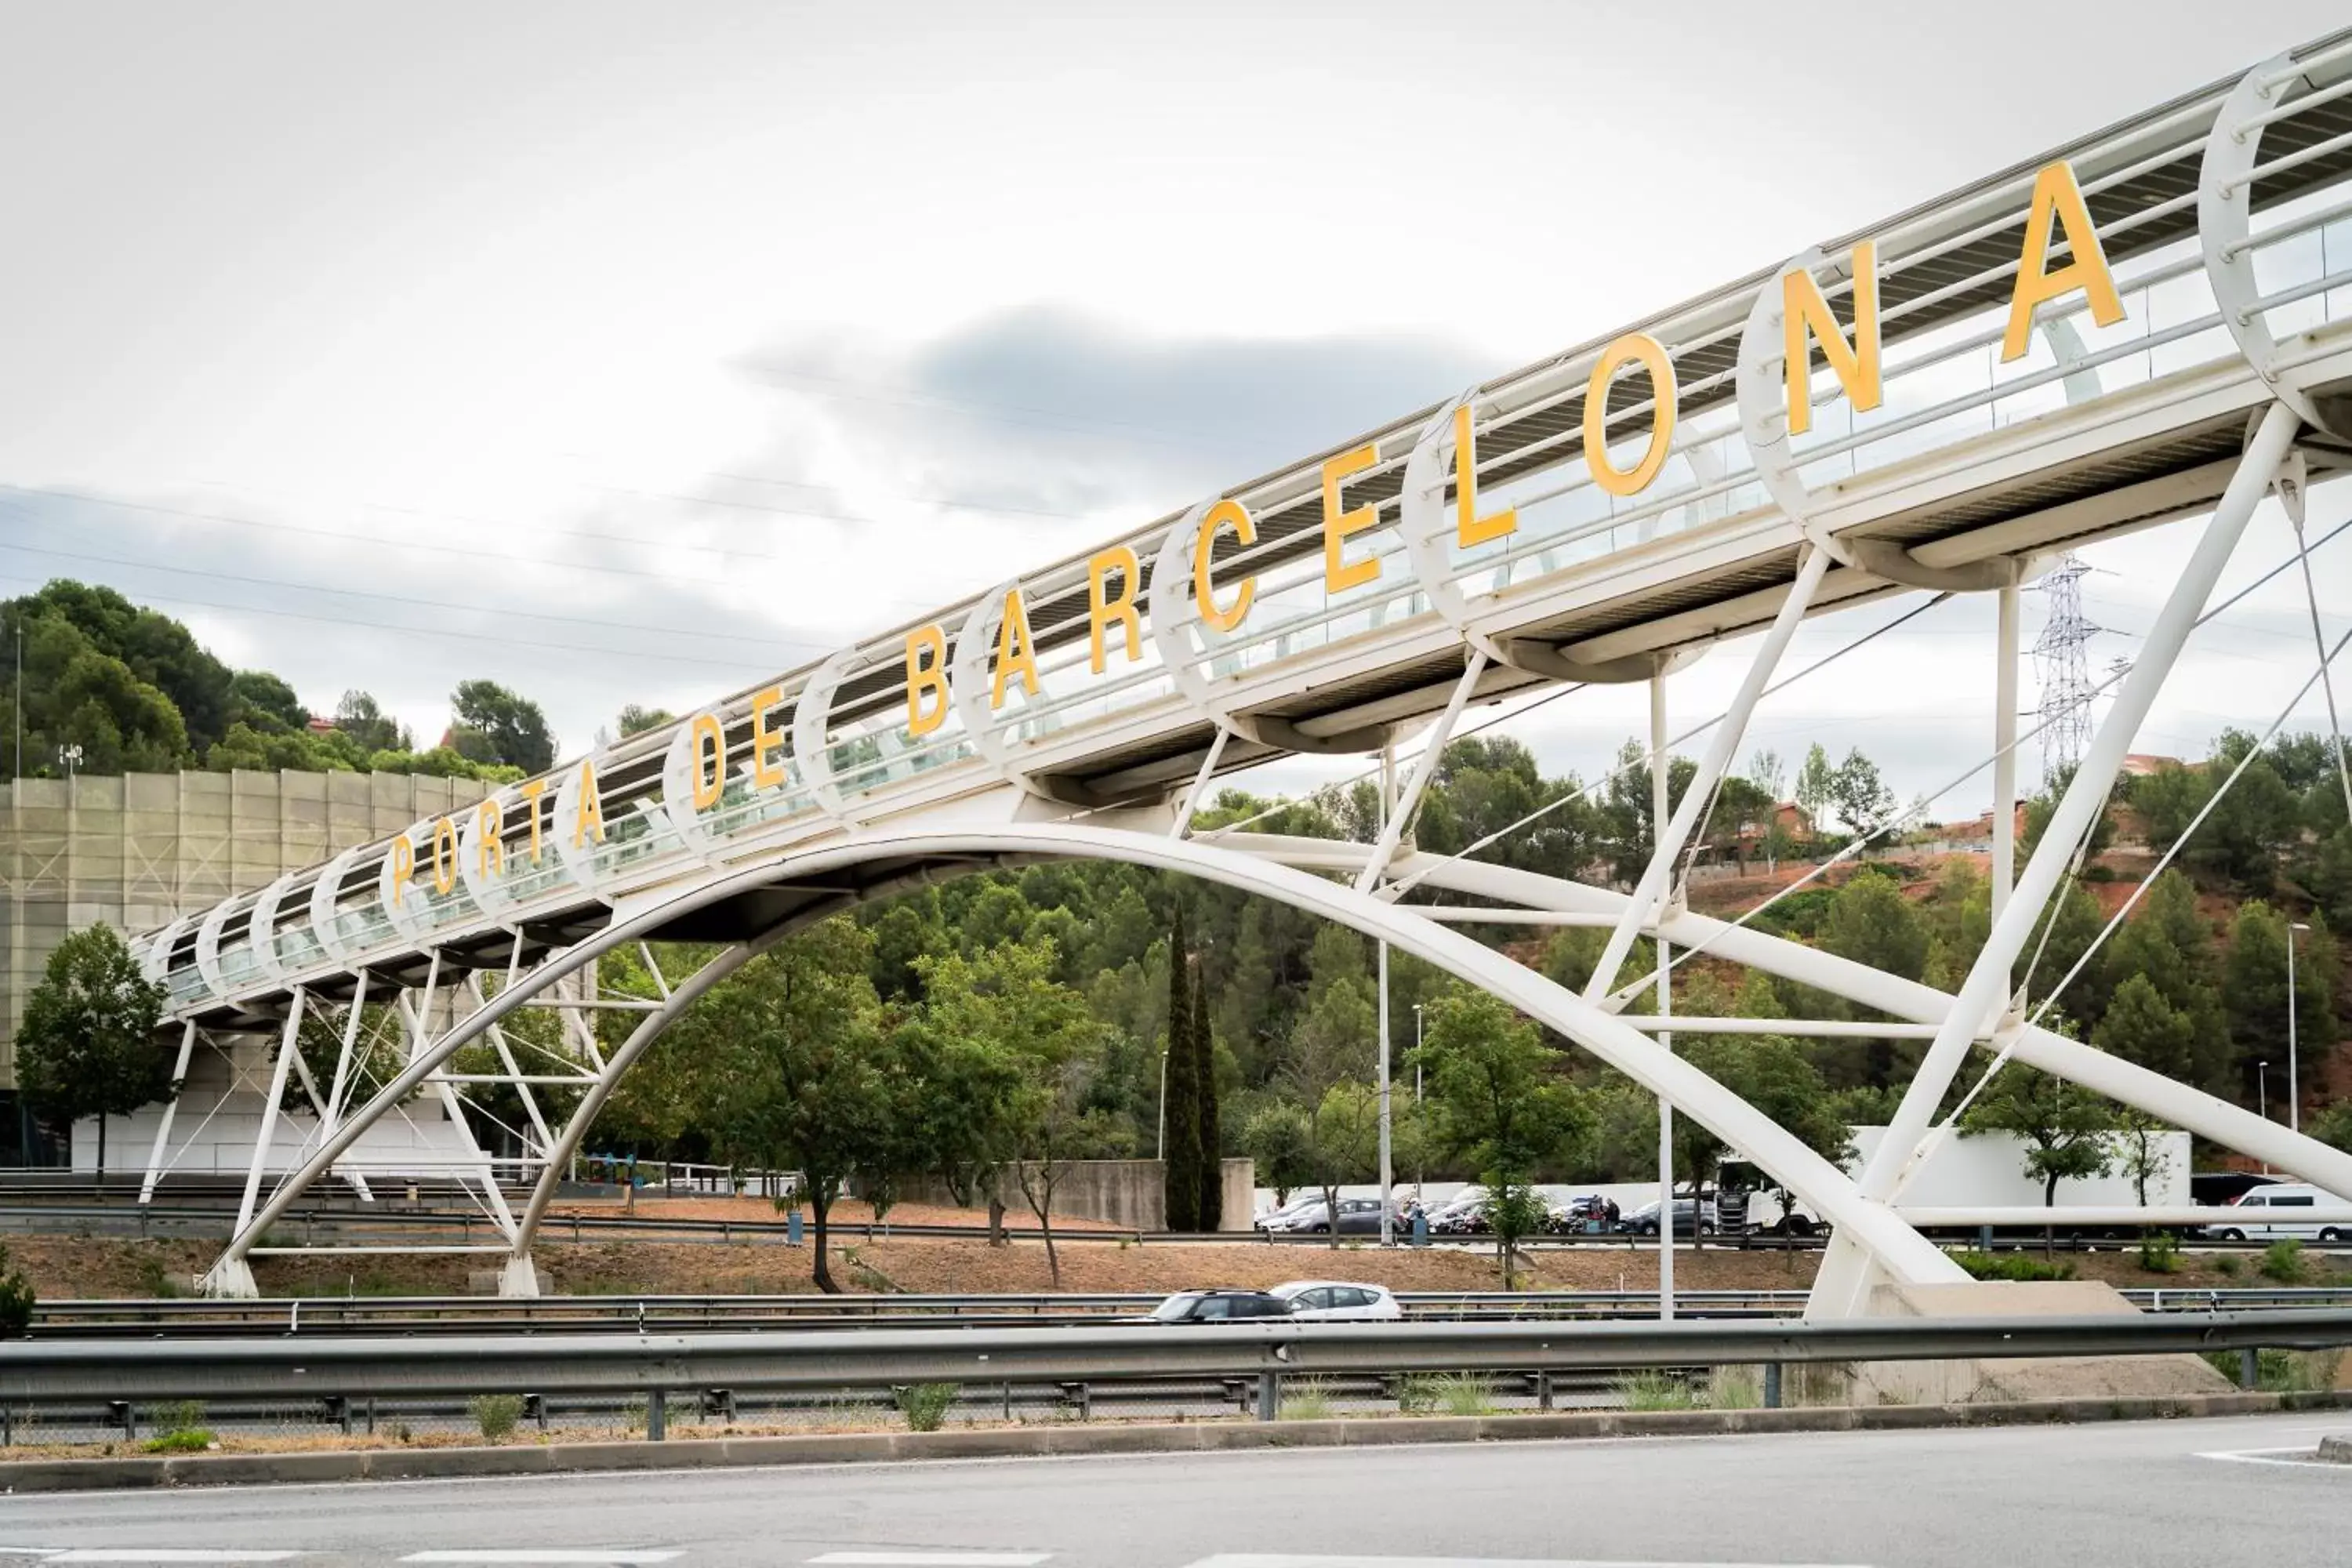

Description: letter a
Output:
[2002,162,2124,363]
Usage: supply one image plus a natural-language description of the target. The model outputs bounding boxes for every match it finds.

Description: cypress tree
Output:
[1192,961,1222,1229]
[1160,911,1202,1231]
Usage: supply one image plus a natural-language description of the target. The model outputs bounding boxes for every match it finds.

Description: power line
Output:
[0,525,840,657]
[0,480,956,609]
[739,365,1213,449]
[0,570,771,674]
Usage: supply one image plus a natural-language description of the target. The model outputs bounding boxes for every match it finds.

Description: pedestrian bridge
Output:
[132,33,2352,1305]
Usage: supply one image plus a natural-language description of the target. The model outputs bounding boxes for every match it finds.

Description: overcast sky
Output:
[1,2,2346,814]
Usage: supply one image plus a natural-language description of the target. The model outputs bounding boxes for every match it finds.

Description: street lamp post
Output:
[2289,922,2309,1134]
[1412,1002,1425,1194]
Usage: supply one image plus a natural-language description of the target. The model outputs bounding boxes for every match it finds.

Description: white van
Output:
[2209,1182,2352,1243]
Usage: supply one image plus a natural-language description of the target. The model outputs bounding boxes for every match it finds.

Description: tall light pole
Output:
[1412,1002,1425,1195]
[2289,922,2309,1133]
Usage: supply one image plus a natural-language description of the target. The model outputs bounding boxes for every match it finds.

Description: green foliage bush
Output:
[1435,1373,1494,1417]
[0,1244,37,1338]
[469,1393,524,1442]
[2137,1232,2183,1273]
[1618,1370,1697,1411]
[1951,1250,2075,1283]
[893,1382,957,1432]
[143,1399,212,1453]
[1277,1378,1334,1421]
[2260,1238,2310,1283]
[1396,1374,1441,1415]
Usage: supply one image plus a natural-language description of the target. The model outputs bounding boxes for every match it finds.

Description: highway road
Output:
[0,1413,2340,1566]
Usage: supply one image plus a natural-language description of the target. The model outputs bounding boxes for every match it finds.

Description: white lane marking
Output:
[400,1555,683,1565]
[807,1556,1051,1566]
[43,1555,306,1564]
[2197,1446,2352,1471]
[1176,1558,1875,1568]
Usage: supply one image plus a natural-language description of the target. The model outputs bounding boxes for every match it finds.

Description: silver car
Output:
[1269,1280,1403,1320]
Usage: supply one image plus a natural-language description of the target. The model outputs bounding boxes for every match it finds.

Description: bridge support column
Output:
[1809,399,2304,1319]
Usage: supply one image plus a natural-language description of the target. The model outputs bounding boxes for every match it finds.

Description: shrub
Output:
[143,1399,212,1453]
[1618,1370,1697,1411]
[1396,1374,1442,1416]
[153,1399,206,1434]
[1436,1373,1494,1417]
[469,1393,524,1442]
[2204,1348,2343,1392]
[1951,1250,2074,1283]
[2214,1253,2241,1279]
[1707,1366,1763,1410]
[2137,1232,2183,1273]
[1278,1378,1333,1421]
[2260,1239,2310,1284]
[0,1245,36,1338]
[893,1382,956,1432]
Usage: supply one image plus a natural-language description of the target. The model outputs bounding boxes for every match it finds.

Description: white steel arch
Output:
[201,819,1962,1299]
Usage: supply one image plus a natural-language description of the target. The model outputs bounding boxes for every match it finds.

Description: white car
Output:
[1269,1280,1403,1320]
[2210,1182,2352,1243]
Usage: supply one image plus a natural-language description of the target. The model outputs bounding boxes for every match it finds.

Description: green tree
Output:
[2103,870,2229,1089]
[333,690,409,753]
[2311,1098,2352,1156]
[2020,762,2117,862]
[1793,742,1835,837]
[1160,909,1201,1230]
[616,705,675,738]
[1828,749,1896,837]
[448,680,557,774]
[1960,1063,2117,1219]
[227,670,308,732]
[1414,989,1590,1285]
[2223,902,2338,1112]
[14,924,172,1177]
[1192,959,1223,1229]
[2092,974,2196,1082]
[1239,1099,1315,1205]
[993,946,1123,1286]
[658,918,902,1292]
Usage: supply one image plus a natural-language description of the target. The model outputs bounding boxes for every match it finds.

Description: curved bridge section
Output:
[129,36,2352,1305]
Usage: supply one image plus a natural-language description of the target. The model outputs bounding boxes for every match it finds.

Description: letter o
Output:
[1582,332,1679,498]
[431,817,459,896]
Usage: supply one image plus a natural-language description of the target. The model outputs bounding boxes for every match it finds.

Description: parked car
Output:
[2208,1183,2352,1243]
[1255,1195,1324,1232]
[1144,1289,1294,1323]
[1428,1192,1492,1236]
[1269,1280,1403,1320]
[1258,1196,1396,1235]
[1621,1197,1717,1237]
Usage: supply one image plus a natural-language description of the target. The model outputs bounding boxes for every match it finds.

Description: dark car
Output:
[1145,1289,1294,1323]
[1621,1197,1717,1237]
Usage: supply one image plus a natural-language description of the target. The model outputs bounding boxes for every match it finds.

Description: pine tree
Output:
[1192,960,1222,1230]
[1160,911,1202,1231]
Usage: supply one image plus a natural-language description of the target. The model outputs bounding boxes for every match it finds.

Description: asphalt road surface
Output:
[0,1413,2341,1566]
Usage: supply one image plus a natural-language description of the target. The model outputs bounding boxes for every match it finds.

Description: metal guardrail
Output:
[2,1310,2346,1439]
[25,1285,2352,1338]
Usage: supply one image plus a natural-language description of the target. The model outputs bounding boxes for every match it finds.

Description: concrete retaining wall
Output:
[893,1157,1254,1231]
